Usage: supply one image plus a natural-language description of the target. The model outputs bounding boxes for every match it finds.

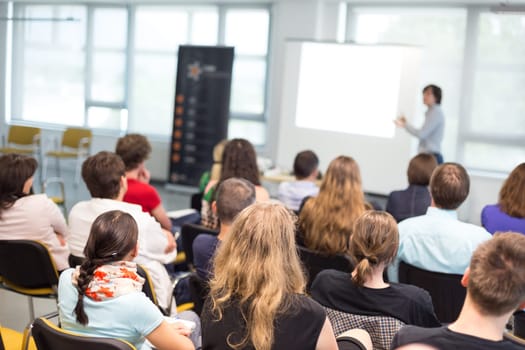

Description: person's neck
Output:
[448,296,510,342]
[296,174,317,183]
[352,266,389,289]
[125,169,140,180]
[217,223,231,241]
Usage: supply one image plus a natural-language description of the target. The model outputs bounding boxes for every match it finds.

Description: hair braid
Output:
[74,258,107,325]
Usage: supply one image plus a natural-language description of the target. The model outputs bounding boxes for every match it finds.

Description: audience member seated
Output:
[386,153,437,222]
[392,232,525,349]
[198,140,227,197]
[201,138,270,229]
[298,155,368,255]
[202,202,340,350]
[388,163,491,282]
[481,162,525,235]
[312,211,440,344]
[116,134,199,232]
[68,151,177,313]
[278,150,320,212]
[193,178,255,280]
[0,154,70,271]
[59,210,195,350]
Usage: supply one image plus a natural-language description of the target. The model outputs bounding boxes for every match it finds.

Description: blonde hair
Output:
[350,211,399,286]
[209,202,306,350]
[299,156,367,255]
[210,140,228,181]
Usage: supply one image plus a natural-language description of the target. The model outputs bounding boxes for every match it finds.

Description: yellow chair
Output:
[31,318,136,350]
[0,325,36,350]
[43,127,92,185]
[41,177,67,216]
[0,125,41,156]
[0,240,59,323]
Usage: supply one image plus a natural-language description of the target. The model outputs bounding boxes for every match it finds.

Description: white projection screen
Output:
[276,41,422,195]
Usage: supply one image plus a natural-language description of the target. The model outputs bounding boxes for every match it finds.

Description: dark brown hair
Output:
[423,84,442,104]
[215,178,256,224]
[219,139,261,186]
[407,153,438,186]
[499,163,525,218]
[293,150,319,180]
[115,134,152,171]
[468,232,525,316]
[430,163,469,210]
[74,210,139,325]
[82,151,125,199]
[0,154,37,218]
[351,211,399,286]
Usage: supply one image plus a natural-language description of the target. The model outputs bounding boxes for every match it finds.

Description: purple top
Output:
[481,204,525,235]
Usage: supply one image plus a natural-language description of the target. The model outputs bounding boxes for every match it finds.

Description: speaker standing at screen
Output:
[395,85,445,164]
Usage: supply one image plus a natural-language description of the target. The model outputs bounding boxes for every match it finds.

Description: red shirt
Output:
[123,178,161,214]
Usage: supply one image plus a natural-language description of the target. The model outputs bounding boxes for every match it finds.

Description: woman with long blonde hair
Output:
[202,202,339,350]
[298,155,367,255]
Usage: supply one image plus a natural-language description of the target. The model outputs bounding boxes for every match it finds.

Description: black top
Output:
[391,326,525,350]
[311,269,441,327]
[201,294,326,350]
[385,185,431,223]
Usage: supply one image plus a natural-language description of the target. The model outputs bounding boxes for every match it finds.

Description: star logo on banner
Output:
[187,62,202,82]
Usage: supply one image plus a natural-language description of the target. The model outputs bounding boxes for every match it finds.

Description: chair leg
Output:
[55,157,61,178]
[27,297,35,322]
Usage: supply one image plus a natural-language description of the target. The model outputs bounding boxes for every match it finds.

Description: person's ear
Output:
[461,267,470,287]
[212,201,217,214]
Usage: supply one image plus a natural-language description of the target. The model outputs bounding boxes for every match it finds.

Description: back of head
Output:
[220,138,261,186]
[299,155,365,255]
[0,154,38,217]
[499,163,525,218]
[75,210,139,325]
[215,178,256,225]
[115,133,151,171]
[82,151,125,199]
[407,153,438,186]
[293,150,319,180]
[429,162,469,210]
[423,84,442,104]
[210,202,305,350]
[351,211,399,286]
[467,232,525,316]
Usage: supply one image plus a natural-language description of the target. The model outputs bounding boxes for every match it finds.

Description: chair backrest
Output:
[7,125,41,146]
[0,326,6,350]
[398,261,465,323]
[31,318,136,350]
[188,273,209,316]
[181,223,219,267]
[323,306,405,350]
[513,310,525,339]
[0,240,59,291]
[61,128,92,150]
[190,192,203,212]
[296,245,353,290]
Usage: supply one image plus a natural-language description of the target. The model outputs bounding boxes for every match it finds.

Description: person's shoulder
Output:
[289,294,325,315]
[193,234,219,249]
[313,269,348,285]
[389,282,432,303]
[394,325,446,346]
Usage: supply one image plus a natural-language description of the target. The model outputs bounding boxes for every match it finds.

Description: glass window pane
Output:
[191,10,219,45]
[477,13,525,65]
[230,58,266,114]
[14,5,86,126]
[225,9,269,55]
[228,119,266,146]
[464,143,525,172]
[135,7,189,51]
[353,8,466,160]
[93,8,127,50]
[129,54,177,135]
[91,52,126,102]
[87,107,126,130]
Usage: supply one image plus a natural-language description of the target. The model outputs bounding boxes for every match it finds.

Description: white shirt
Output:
[0,194,70,271]
[68,198,178,312]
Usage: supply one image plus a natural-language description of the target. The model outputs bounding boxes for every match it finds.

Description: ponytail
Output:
[74,260,99,325]
[351,256,377,286]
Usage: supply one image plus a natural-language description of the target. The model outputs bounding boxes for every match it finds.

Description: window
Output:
[10,3,271,147]
[11,5,86,126]
[349,6,525,173]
